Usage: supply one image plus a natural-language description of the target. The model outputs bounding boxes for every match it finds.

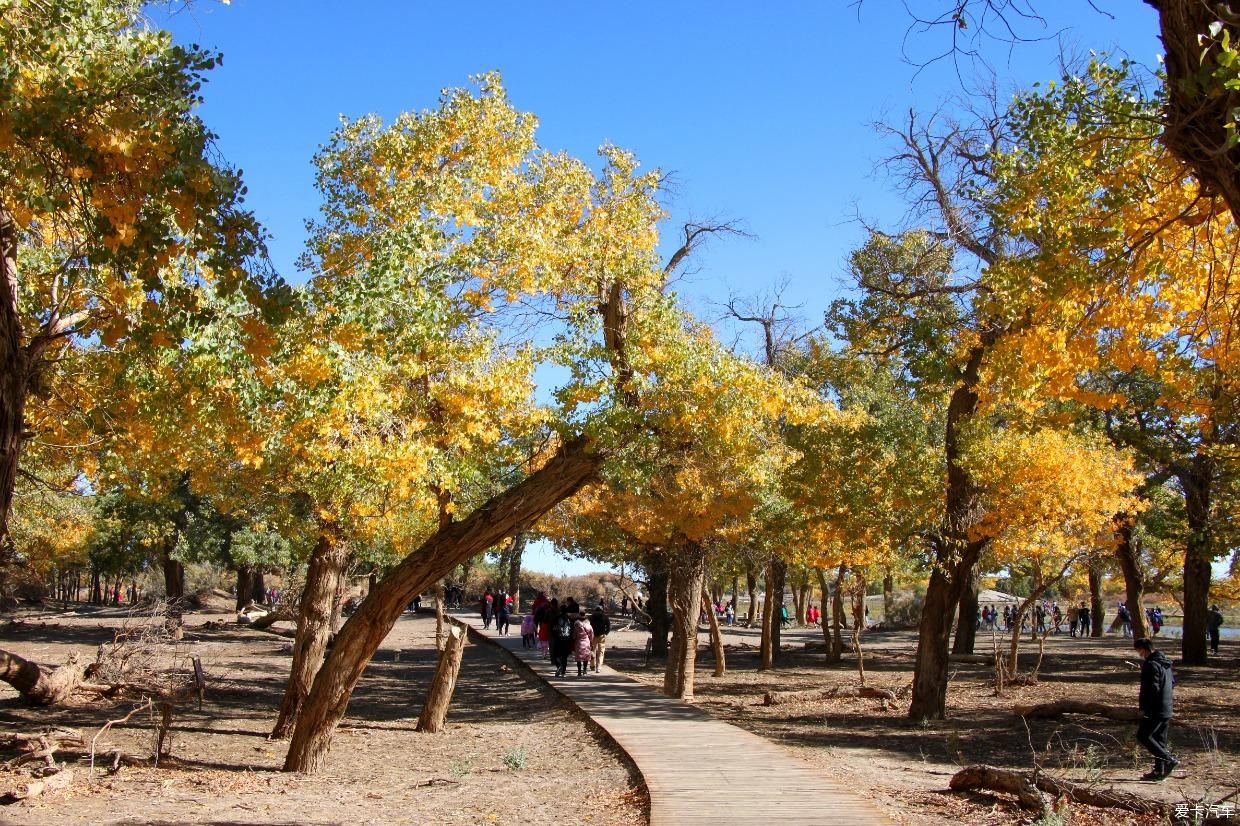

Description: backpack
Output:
[556,616,573,639]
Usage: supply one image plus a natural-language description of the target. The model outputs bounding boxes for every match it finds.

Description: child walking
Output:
[520,612,536,649]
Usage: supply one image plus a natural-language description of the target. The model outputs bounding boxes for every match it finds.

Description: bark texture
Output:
[1114,513,1147,639]
[663,541,706,699]
[283,436,598,773]
[702,592,725,678]
[1151,1,1240,221]
[952,573,979,655]
[0,648,87,706]
[909,358,988,721]
[645,551,670,658]
[272,529,348,739]
[1178,455,1214,664]
[416,625,466,733]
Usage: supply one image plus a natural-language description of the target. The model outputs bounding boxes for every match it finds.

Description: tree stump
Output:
[416,625,466,734]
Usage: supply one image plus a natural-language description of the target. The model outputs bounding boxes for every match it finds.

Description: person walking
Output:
[481,587,494,629]
[1207,604,1224,655]
[572,610,595,676]
[588,604,611,672]
[536,597,557,658]
[1133,637,1179,780]
[1117,602,1132,638]
[1077,602,1091,637]
[494,590,511,635]
[551,604,574,677]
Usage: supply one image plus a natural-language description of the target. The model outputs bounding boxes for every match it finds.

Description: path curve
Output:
[454,613,891,825]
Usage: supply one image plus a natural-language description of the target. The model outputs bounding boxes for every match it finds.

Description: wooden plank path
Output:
[455,614,891,825]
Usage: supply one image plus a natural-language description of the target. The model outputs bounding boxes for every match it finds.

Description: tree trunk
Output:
[253,570,267,604]
[1179,457,1214,664]
[663,541,706,700]
[236,567,253,611]
[745,568,756,626]
[759,555,787,670]
[434,583,446,651]
[952,573,979,655]
[505,533,526,612]
[1088,561,1104,638]
[702,592,725,678]
[851,569,867,686]
[730,575,739,610]
[759,558,775,670]
[416,625,466,733]
[1114,513,1147,639]
[161,541,184,604]
[0,648,87,706]
[830,564,845,662]
[0,210,28,550]
[282,436,598,773]
[816,568,836,662]
[883,571,893,625]
[909,366,988,721]
[1154,2,1240,222]
[646,551,670,658]
[272,529,348,739]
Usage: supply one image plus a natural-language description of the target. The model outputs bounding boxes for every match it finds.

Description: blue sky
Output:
[157,1,1162,575]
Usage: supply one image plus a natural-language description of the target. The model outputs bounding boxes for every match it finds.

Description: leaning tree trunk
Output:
[953,573,979,655]
[645,551,670,658]
[701,592,725,677]
[416,624,466,733]
[1114,513,1147,639]
[283,437,598,773]
[663,541,706,700]
[0,648,87,706]
[272,529,348,739]
[1180,458,1214,664]
[1088,560,1105,638]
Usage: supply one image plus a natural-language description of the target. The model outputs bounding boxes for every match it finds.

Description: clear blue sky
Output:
[157,1,1161,575]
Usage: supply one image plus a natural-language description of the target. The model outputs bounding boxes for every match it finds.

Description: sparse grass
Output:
[503,745,527,771]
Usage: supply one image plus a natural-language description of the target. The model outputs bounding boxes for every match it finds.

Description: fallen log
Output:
[1013,700,1140,722]
[949,764,1047,811]
[0,649,88,706]
[950,764,1167,816]
[762,684,897,706]
[0,767,73,804]
[1,729,84,770]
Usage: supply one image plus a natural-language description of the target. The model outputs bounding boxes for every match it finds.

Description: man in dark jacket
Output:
[1134,637,1178,780]
[588,605,612,672]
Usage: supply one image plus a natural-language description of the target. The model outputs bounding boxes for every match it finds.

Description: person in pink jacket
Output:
[571,611,594,676]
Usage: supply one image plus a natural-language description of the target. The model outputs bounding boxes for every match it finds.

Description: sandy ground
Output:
[596,618,1240,825]
[2,600,1236,826]
[0,601,647,826]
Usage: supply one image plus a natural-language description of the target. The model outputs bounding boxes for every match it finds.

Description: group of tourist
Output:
[481,590,611,677]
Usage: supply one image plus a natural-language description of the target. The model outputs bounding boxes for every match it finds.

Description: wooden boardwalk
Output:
[455,613,891,826]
